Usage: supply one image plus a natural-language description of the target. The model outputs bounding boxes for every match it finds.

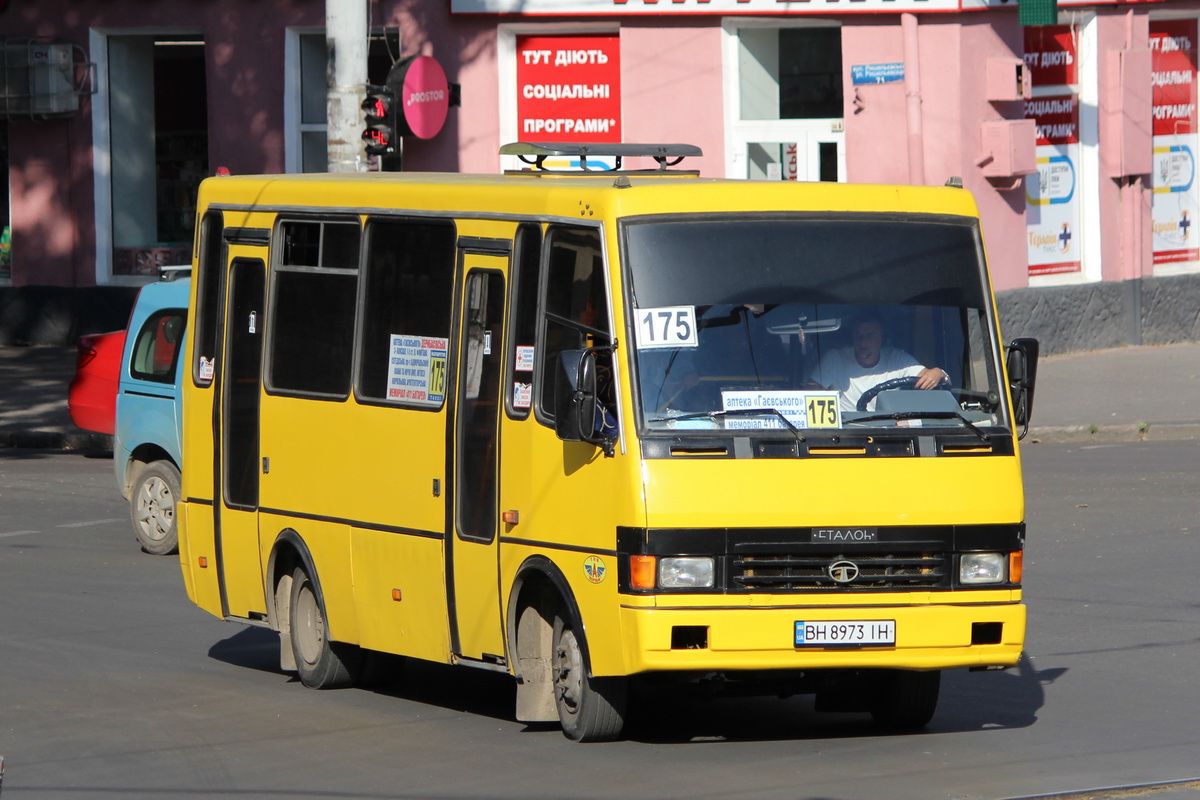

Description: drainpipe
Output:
[902,13,926,186]
[1123,8,1145,283]
[326,0,369,173]
[1121,8,1146,343]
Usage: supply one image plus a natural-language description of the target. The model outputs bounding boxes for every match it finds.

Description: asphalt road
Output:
[0,443,1198,800]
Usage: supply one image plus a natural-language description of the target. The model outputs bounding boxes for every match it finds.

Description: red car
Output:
[68,330,127,435]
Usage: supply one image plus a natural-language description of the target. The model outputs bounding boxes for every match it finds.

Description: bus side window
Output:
[193,210,224,386]
[507,222,541,420]
[357,217,457,405]
[536,225,612,425]
[267,219,360,398]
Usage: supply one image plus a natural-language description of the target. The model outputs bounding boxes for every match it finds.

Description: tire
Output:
[130,460,181,556]
[288,566,361,689]
[869,669,941,730]
[552,613,627,742]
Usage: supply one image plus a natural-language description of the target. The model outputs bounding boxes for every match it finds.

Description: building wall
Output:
[619,21,726,176]
[3,0,1200,353]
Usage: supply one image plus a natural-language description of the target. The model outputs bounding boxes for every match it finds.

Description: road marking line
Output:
[57,519,125,528]
[0,530,41,538]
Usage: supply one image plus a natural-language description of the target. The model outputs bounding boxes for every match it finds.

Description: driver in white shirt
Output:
[809,316,948,411]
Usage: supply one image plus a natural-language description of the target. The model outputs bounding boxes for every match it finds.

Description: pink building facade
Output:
[2,0,1198,349]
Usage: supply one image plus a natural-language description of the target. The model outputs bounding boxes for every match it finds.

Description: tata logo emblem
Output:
[828,560,860,584]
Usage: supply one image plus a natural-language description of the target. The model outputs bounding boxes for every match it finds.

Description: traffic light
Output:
[361,84,396,156]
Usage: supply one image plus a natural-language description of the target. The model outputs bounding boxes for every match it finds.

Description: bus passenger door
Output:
[217,255,266,618]
[449,258,508,664]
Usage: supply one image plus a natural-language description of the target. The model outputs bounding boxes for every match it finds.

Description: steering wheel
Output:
[855,374,949,411]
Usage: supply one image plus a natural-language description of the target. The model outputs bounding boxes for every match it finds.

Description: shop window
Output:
[106,35,208,277]
[0,124,8,282]
[292,30,402,173]
[739,27,842,121]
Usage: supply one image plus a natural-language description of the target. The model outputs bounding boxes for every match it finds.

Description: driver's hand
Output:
[913,367,947,390]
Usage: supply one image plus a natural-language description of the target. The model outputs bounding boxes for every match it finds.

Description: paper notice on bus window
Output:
[515,345,535,372]
[635,306,698,349]
[387,334,449,406]
[721,390,841,429]
[513,381,533,409]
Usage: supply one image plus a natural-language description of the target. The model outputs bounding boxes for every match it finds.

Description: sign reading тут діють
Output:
[515,35,621,145]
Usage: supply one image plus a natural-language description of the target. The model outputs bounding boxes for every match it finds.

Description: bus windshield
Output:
[623,214,1008,435]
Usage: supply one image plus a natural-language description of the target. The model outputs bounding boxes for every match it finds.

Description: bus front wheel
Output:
[552,613,627,742]
[869,669,941,729]
[289,566,361,689]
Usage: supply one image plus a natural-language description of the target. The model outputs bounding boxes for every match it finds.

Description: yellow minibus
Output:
[178,143,1039,741]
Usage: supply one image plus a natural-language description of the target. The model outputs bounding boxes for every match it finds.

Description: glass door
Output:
[726,23,846,182]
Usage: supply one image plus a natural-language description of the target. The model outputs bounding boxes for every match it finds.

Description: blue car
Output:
[115,272,189,555]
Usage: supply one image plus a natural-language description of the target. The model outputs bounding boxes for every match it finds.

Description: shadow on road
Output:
[208,626,1067,744]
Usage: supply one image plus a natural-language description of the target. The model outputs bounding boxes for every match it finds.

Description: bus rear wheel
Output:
[552,613,627,742]
[289,566,361,689]
[869,669,941,729]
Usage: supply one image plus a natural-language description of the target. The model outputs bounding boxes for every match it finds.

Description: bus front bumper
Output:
[615,600,1025,675]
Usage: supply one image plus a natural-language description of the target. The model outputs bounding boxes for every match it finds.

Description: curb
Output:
[1025,421,1200,444]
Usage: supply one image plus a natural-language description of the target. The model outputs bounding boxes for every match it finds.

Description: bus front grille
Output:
[731,552,948,591]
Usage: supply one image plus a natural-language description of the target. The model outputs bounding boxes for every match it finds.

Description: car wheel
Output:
[130,460,181,556]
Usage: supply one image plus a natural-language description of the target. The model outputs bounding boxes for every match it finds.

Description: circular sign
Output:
[398,56,450,140]
[583,556,607,584]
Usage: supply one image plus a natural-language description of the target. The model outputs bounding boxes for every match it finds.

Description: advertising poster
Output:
[1025,95,1081,276]
[1024,26,1081,277]
[1022,25,1077,87]
[387,334,448,407]
[515,35,621,145]
[1150,20,1199,265]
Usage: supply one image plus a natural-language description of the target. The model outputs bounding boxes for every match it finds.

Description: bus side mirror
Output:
[554,349,616,456]
[1005,337,1040,430]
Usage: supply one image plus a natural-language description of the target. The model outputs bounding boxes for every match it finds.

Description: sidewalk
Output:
[1023,341,1200,443]
[0,345,113,451]
[1,342,1198,450]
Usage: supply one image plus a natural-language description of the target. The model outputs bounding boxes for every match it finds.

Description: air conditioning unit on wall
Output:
[0,39,93,121]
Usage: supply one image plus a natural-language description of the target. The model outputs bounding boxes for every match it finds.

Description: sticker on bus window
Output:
[720,390,842,429]
[635,306,698,350]
[387,334,449,406]
[513,381,533,409]
[199,356,215,382]
[515,345,535,372]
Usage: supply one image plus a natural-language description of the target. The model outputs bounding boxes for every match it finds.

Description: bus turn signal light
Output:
[1009,551,1023,584]
[630,555,656,590]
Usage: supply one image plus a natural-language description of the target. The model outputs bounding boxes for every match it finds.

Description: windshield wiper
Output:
[650,408,806,442]
[849,410,991,442]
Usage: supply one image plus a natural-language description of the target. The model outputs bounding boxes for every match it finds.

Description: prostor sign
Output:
[396,56,450,140]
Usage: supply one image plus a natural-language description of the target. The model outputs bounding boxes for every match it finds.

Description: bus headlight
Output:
[960,553,1006,585]
[659,557,715,589]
